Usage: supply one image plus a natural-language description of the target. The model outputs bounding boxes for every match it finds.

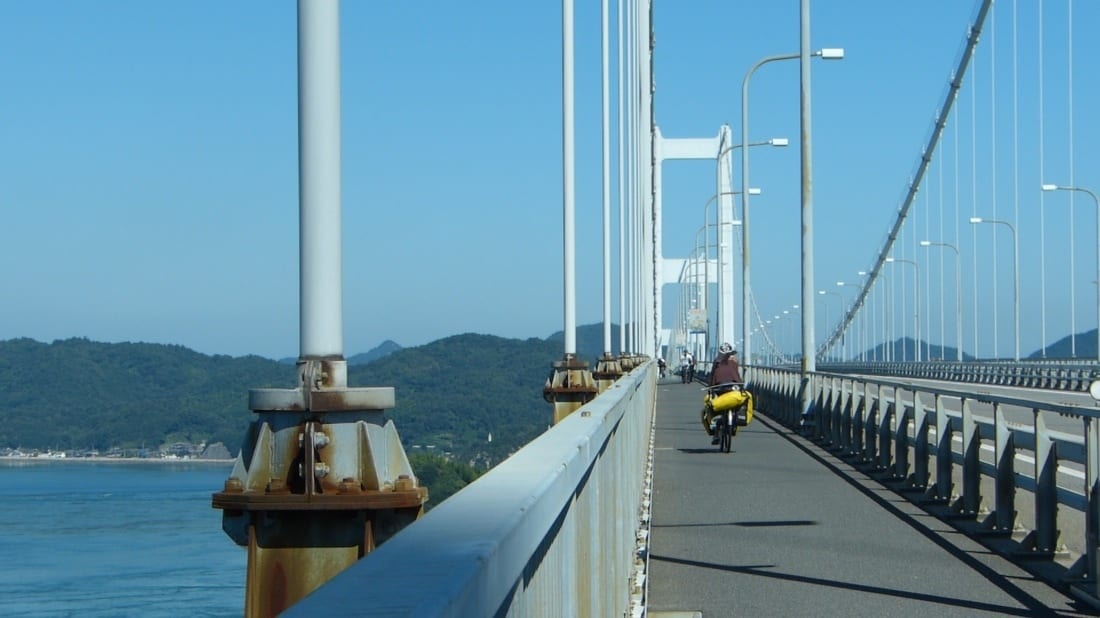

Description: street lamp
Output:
[835,281,855,360]
[1043,183,1100,361]
[919,241,963,361]
[702,187,761,352]
[694,215,744,357]
[741,48,843,367]
[884,257,921,361]
[970,216,1019,361]
[817,289,841,360]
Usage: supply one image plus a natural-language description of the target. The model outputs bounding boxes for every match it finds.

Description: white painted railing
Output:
[753,367,1100,609]
[285,362,657,617]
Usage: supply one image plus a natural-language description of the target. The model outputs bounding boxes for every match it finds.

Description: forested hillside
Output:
[0,327,618,466]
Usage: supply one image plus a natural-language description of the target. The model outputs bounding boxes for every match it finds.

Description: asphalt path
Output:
[646,376,1092,617]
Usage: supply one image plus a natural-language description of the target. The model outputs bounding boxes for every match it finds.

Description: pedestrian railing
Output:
[284,361,657,617]
[752,367,1100,608]
[818,360,1100,393]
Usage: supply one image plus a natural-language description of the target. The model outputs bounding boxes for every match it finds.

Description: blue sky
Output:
[2,1,1097,360]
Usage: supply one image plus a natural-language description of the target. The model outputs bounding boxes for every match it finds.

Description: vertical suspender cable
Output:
[1038,0,1048,358]
[617,0,625,355]
[971,51,980,357]
[1068,0,1077,356]
[602,0,611,356]
[1012,0,1020,359]
[939,143,945,358]
[954,102,961,357]
[991,7,1000,358]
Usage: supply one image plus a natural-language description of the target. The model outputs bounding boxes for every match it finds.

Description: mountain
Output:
[348,340,403,365]
[278,340,405,366]
[852,338,974,362]
[1029,329,1098,361]
[0,337,294,453]
[0,333,565,468]
[545,322,622,365]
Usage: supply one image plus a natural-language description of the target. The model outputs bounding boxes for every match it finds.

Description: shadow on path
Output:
[650,553,1055,617]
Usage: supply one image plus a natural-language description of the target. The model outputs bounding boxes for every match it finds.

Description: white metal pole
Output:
[601,0,611,356]
[616,0,625,355]
[562,0,577,357]
[800,0,817,401]
[298,0,343,361]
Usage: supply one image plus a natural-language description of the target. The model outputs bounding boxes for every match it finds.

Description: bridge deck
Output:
[647,376,1089,617]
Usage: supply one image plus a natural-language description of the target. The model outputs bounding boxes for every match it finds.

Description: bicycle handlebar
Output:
[701,382,745,391]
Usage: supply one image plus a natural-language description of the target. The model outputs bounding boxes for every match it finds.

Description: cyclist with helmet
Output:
[702,343,747,441]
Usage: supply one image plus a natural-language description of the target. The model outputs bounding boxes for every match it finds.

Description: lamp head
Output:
[817,48,845,60]
[769,138,790,147]
[919,240,932,246]
[885,257,896,263]
[747,187,762,195]
[818,290,826,295]
[1041,183,1059,191]
[969,217,983,224]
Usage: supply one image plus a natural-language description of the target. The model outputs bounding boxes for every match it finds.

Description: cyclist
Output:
[703,343,745,442]
[709,344,741,390]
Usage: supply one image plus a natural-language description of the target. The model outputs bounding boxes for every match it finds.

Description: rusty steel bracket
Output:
[593,353,624,394]
[212,358,426,617]
[543,355,597,424]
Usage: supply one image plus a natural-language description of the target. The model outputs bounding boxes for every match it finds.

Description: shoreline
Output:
[0,455,235,465]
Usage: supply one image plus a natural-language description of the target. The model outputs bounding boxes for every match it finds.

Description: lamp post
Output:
[1043,183,1100,361]
[694,216,744,357]
[885,257,921,361]
[817,289,841,361]
[741,48,843,367]
[702,187,760,352]
[919,240,963,361]
[835,281,855,360]
[855,271,872,361]
[970,217,1019,361]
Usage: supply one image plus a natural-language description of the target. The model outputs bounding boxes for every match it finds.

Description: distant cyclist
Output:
[679,351,692,383]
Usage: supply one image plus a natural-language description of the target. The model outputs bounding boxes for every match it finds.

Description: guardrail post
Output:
[910,391,930,490]
[927,394,953,503]
[1088,416,1100,594]
[1024,409,1061,556]
[838,381,854,455]
[892,386,910,482]
[850,382,865,460]
[954,398,982,517]
[863,396,878,466]
[987,403,1017,533]
[876,385,893,472]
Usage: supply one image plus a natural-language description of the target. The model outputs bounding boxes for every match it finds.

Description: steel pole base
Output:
[543,355,597,424]
[213,361,426,616]
[593,353,624,394]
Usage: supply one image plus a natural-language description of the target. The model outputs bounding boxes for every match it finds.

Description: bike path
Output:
[646,376,1091,617]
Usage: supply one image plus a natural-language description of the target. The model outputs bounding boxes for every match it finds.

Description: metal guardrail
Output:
[819,360,1100,393]
[285,362,657,617]
[751,367,1100,608]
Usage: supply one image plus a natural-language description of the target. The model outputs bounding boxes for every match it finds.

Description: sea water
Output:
[0,460,245,617]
